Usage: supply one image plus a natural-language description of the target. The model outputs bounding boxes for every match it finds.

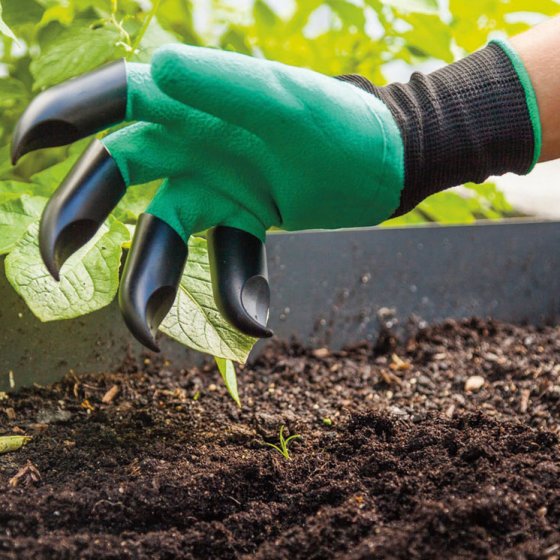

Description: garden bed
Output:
[0,317,559,559]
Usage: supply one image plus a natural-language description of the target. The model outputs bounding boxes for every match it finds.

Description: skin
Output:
[511,15,560,162]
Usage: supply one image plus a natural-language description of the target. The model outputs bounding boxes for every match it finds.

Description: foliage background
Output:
[0,0,557,369]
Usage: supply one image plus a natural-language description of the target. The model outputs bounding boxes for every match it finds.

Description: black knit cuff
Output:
[337,42,537,217]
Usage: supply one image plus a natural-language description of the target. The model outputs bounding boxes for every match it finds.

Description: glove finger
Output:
[151,44,303,133]
[12,61,200,162]
[39,139,127,279]
[12,60,127,163]
[102,122,192,186]
[144,176,271,337]
[207,226,272,338]
[125,62,202,125]
[39,119,184,278]
[119,210,188,352]
[145,174,267,242]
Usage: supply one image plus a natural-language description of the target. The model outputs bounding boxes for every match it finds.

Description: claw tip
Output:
[240,275,272,338]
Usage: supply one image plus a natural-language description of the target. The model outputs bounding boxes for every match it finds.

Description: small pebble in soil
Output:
[465,375,486,392]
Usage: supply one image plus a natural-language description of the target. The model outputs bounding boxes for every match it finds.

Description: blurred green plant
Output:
[0,0,557,400]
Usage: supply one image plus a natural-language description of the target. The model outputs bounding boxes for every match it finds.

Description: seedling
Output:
[264,425,301,460]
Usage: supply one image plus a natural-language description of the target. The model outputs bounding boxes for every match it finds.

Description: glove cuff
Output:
[337,41,541,217]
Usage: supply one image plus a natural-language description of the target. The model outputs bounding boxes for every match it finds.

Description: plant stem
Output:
[130,0,162,57]
[110,0,132,52]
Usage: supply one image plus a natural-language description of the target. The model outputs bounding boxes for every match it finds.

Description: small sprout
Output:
[322,417,333,427]
[193,391,201,401]
[0,435,31,454]
[264,425,301,460]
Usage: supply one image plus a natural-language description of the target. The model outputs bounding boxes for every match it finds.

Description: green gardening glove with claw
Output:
[12,39,541,350]
[107,47,405,241]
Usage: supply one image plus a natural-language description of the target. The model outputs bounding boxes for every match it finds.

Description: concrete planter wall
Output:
[1,220,559,391]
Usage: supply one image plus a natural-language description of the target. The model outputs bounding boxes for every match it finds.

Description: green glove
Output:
[101,45,405,243]
[12,39,539,350]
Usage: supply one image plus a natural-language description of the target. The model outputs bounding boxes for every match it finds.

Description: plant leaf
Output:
[160,236,257,363]
[384,0,439,13]
[5,216,129,321]
[30,22,119,89]
[327,0,366,29]
[215,356,241,407]
[0,435,31,454]
[0,1,18,41]
[254,0,278,30]
[157,0,199,44]
[417,192,476,224]
[0,194,46,254]
[0,77,29,110]
[29,139,90,195]
[401,13,453,62]
[1,0,44,29]
[113,181,159,224]
[0,180,36,199]
[130,18,177,63]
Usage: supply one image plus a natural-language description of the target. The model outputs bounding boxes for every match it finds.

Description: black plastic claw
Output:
[11,59,126,164]
[39,140,126,280]
[119,213,188,352]
[207,226,273,339]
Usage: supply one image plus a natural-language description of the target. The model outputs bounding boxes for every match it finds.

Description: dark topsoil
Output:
[1,318,560,559]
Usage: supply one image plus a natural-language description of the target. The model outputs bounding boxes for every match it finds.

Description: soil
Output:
[1,318,560,559]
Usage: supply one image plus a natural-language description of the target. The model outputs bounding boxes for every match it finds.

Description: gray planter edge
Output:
[1,219,559,391]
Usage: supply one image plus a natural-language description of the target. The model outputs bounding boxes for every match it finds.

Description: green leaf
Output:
[401,13,453,62]
[30,22,119,89]
[0,435,31,454]
[0,77,29,109]
[327,0,366,29]
[160,236,257,363]
[384,0,439,13]
[417,192,476,224]
[215,356,241,407]
[0,179,35,197]
[37,3,75,28]
[157,0,199,44]
[0,194,46,254]
[130,18,177,63]
[504,0,560,15]
[113,181,159,224]
[0,144,15,178]
[381,209,427,227]
[285,0,323,34]
[29,139,90,195]
[464,182,513,214]
[1,0,44,29]
[220,26,252,55]
[254,0,278,30]
[30,158,76,193]
[0,1,18,41]
[5,216,129,321]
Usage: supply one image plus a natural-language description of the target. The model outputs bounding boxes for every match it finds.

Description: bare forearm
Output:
[511,16,560,162]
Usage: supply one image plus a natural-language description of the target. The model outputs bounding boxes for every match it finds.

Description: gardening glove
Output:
[11,39,540,351]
